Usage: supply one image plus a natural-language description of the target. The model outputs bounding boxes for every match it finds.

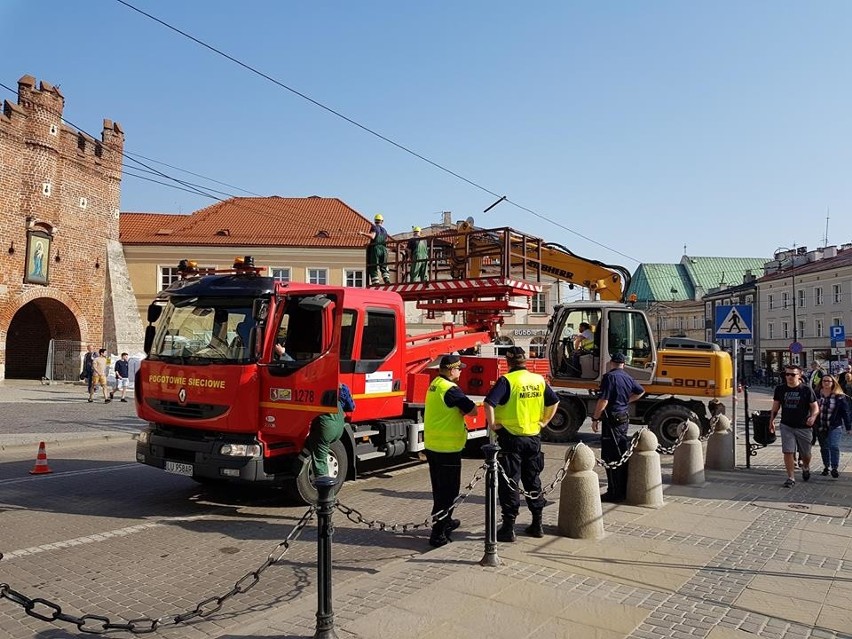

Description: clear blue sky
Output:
[2,1,851,267]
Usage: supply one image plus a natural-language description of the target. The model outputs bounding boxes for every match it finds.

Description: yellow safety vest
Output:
[424,375,468,452]
[579,331,594,351]
[494,369,546,436]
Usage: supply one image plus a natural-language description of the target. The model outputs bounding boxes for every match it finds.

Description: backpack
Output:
[338,383,356,412]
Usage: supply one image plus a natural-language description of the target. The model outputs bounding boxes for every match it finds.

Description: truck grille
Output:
[146,398,229,419]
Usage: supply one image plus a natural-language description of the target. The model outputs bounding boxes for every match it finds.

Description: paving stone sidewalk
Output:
[221,433,852,639]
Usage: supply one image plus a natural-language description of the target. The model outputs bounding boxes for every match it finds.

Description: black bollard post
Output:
[743,385,751,469]
[479,443,502,567]
[314,476,338,639]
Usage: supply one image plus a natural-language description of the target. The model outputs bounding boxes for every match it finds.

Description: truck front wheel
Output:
[647,404,698,450]
[294,440,349,504]
[541,399,583,443]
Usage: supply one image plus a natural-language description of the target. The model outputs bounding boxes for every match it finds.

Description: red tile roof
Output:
[120,197,374,247]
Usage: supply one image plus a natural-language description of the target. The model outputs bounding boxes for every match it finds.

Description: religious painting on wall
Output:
[24,230,51,285]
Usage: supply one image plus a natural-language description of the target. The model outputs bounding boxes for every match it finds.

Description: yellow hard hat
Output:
[413,226,421,232]
[374,214,384,221]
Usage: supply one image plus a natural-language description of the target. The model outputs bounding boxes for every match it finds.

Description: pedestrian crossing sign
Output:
[715,304,753,340]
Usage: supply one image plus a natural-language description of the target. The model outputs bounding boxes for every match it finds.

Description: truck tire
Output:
[648,404,698,450]
[294,440,349,505]
[541,400,583,443]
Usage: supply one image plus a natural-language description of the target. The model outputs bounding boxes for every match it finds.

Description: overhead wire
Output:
[112,0,641,264]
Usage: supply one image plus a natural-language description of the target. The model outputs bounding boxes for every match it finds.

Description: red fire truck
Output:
[135,224,731,501]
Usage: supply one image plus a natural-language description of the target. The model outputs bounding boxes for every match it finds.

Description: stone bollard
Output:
[705,413,734,470]
[626,430,664,508]
[557,443,604,539]
[671,421,705,485]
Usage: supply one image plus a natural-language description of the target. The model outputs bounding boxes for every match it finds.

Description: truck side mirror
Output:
[147,304,163,324]
[143,325,156,355]
[253,299,269,321]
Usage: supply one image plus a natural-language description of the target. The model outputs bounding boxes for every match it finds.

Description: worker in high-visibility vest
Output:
[484,346,559,542]
[424,354,478,548]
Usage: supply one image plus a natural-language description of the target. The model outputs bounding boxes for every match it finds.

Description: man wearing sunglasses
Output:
[770,364,819,488]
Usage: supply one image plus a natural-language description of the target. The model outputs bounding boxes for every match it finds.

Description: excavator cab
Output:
[546,302,657,384]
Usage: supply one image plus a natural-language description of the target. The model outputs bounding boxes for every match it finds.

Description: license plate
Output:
[164,461,193,476]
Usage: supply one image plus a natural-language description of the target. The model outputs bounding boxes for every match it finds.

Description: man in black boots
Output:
[484,347,559,542]
[591,352,645,502]
[424,355,478,547]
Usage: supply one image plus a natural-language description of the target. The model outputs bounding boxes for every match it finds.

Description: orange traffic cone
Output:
[29,441,53,475]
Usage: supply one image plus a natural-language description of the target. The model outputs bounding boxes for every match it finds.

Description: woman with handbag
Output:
[814,375,852,478]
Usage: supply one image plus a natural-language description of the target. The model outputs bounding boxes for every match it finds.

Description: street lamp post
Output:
[777,245,799,363]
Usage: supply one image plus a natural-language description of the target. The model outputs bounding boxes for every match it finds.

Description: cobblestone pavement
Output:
[6,382,850,638]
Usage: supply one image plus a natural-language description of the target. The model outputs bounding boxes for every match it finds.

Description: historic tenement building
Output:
[0,75,142,380]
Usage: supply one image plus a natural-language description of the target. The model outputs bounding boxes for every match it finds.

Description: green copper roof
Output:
[627,263,694,302]
[627,256,766,302]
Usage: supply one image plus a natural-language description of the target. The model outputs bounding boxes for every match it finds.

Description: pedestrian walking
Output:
[80,344,95,399]
[359,213,391,285]
[484,346,559,542]
[591,352,645,502]
[814,375,852,478]
[770,364,819,487]
[424,354,477,547]
[111,352,130,402]
[90,348,111,403]
[806,360,825,392]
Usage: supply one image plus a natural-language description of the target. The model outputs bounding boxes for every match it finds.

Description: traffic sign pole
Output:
[732,340,738,467]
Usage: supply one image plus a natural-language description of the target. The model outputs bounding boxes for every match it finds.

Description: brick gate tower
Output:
[0,74,143,380]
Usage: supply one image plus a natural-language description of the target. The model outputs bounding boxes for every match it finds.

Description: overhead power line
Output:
[112,0,641,264]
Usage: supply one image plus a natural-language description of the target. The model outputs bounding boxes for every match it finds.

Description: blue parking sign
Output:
[830,325,845,343]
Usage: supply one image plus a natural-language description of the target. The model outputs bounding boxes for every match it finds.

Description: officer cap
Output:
[439,354,466,370]
[610,352,626,363]
[505,346,526,361]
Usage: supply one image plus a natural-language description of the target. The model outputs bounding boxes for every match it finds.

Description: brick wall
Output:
[0,74,132,379]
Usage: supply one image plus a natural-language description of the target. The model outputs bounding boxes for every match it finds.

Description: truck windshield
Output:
[149,297,258,364]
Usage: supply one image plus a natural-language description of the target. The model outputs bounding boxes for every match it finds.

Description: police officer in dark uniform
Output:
[424,354,478,547]
[591,352,645,502]
[484,346,559,542]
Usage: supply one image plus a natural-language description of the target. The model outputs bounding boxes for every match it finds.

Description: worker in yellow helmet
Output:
[404,226,429,282]
[358,214,391,285]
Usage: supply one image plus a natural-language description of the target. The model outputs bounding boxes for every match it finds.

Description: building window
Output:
[797,289,806,309]
[768,294,774,310]
[768,323,774,339]
[271,267,291,283]
[815,287,823,306]
[815,319,824,337]
[782,292,789,309]
[159,265,215,290]
[160,266,180,290]
[693,315,701,329]
[308,268,327,285]
[782,322,789,339]
[530,292,546,314]
[833,284,842,304]
[797,320,806,338]
[833,317,843,327]
[345,269,364,288]
[492,335,515,357]
[529,336,546,358]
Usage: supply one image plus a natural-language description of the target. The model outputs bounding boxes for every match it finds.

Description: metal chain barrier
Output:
[596,427,648,469]
[336,462,487,532]
[496,445,576,500]
[655,421,690,455]
[0,505,316,635]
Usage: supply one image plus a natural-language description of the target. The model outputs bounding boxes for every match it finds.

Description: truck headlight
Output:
[219,444,261,457]
[138,431,150,444]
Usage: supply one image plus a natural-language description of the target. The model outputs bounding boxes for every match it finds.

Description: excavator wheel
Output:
[541,398,583,443]
[647,404,700,450]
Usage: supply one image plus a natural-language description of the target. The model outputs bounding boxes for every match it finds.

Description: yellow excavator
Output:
[382,222,733,447]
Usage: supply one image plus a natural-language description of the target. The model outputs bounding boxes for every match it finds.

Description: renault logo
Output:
[178,388,187,404]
